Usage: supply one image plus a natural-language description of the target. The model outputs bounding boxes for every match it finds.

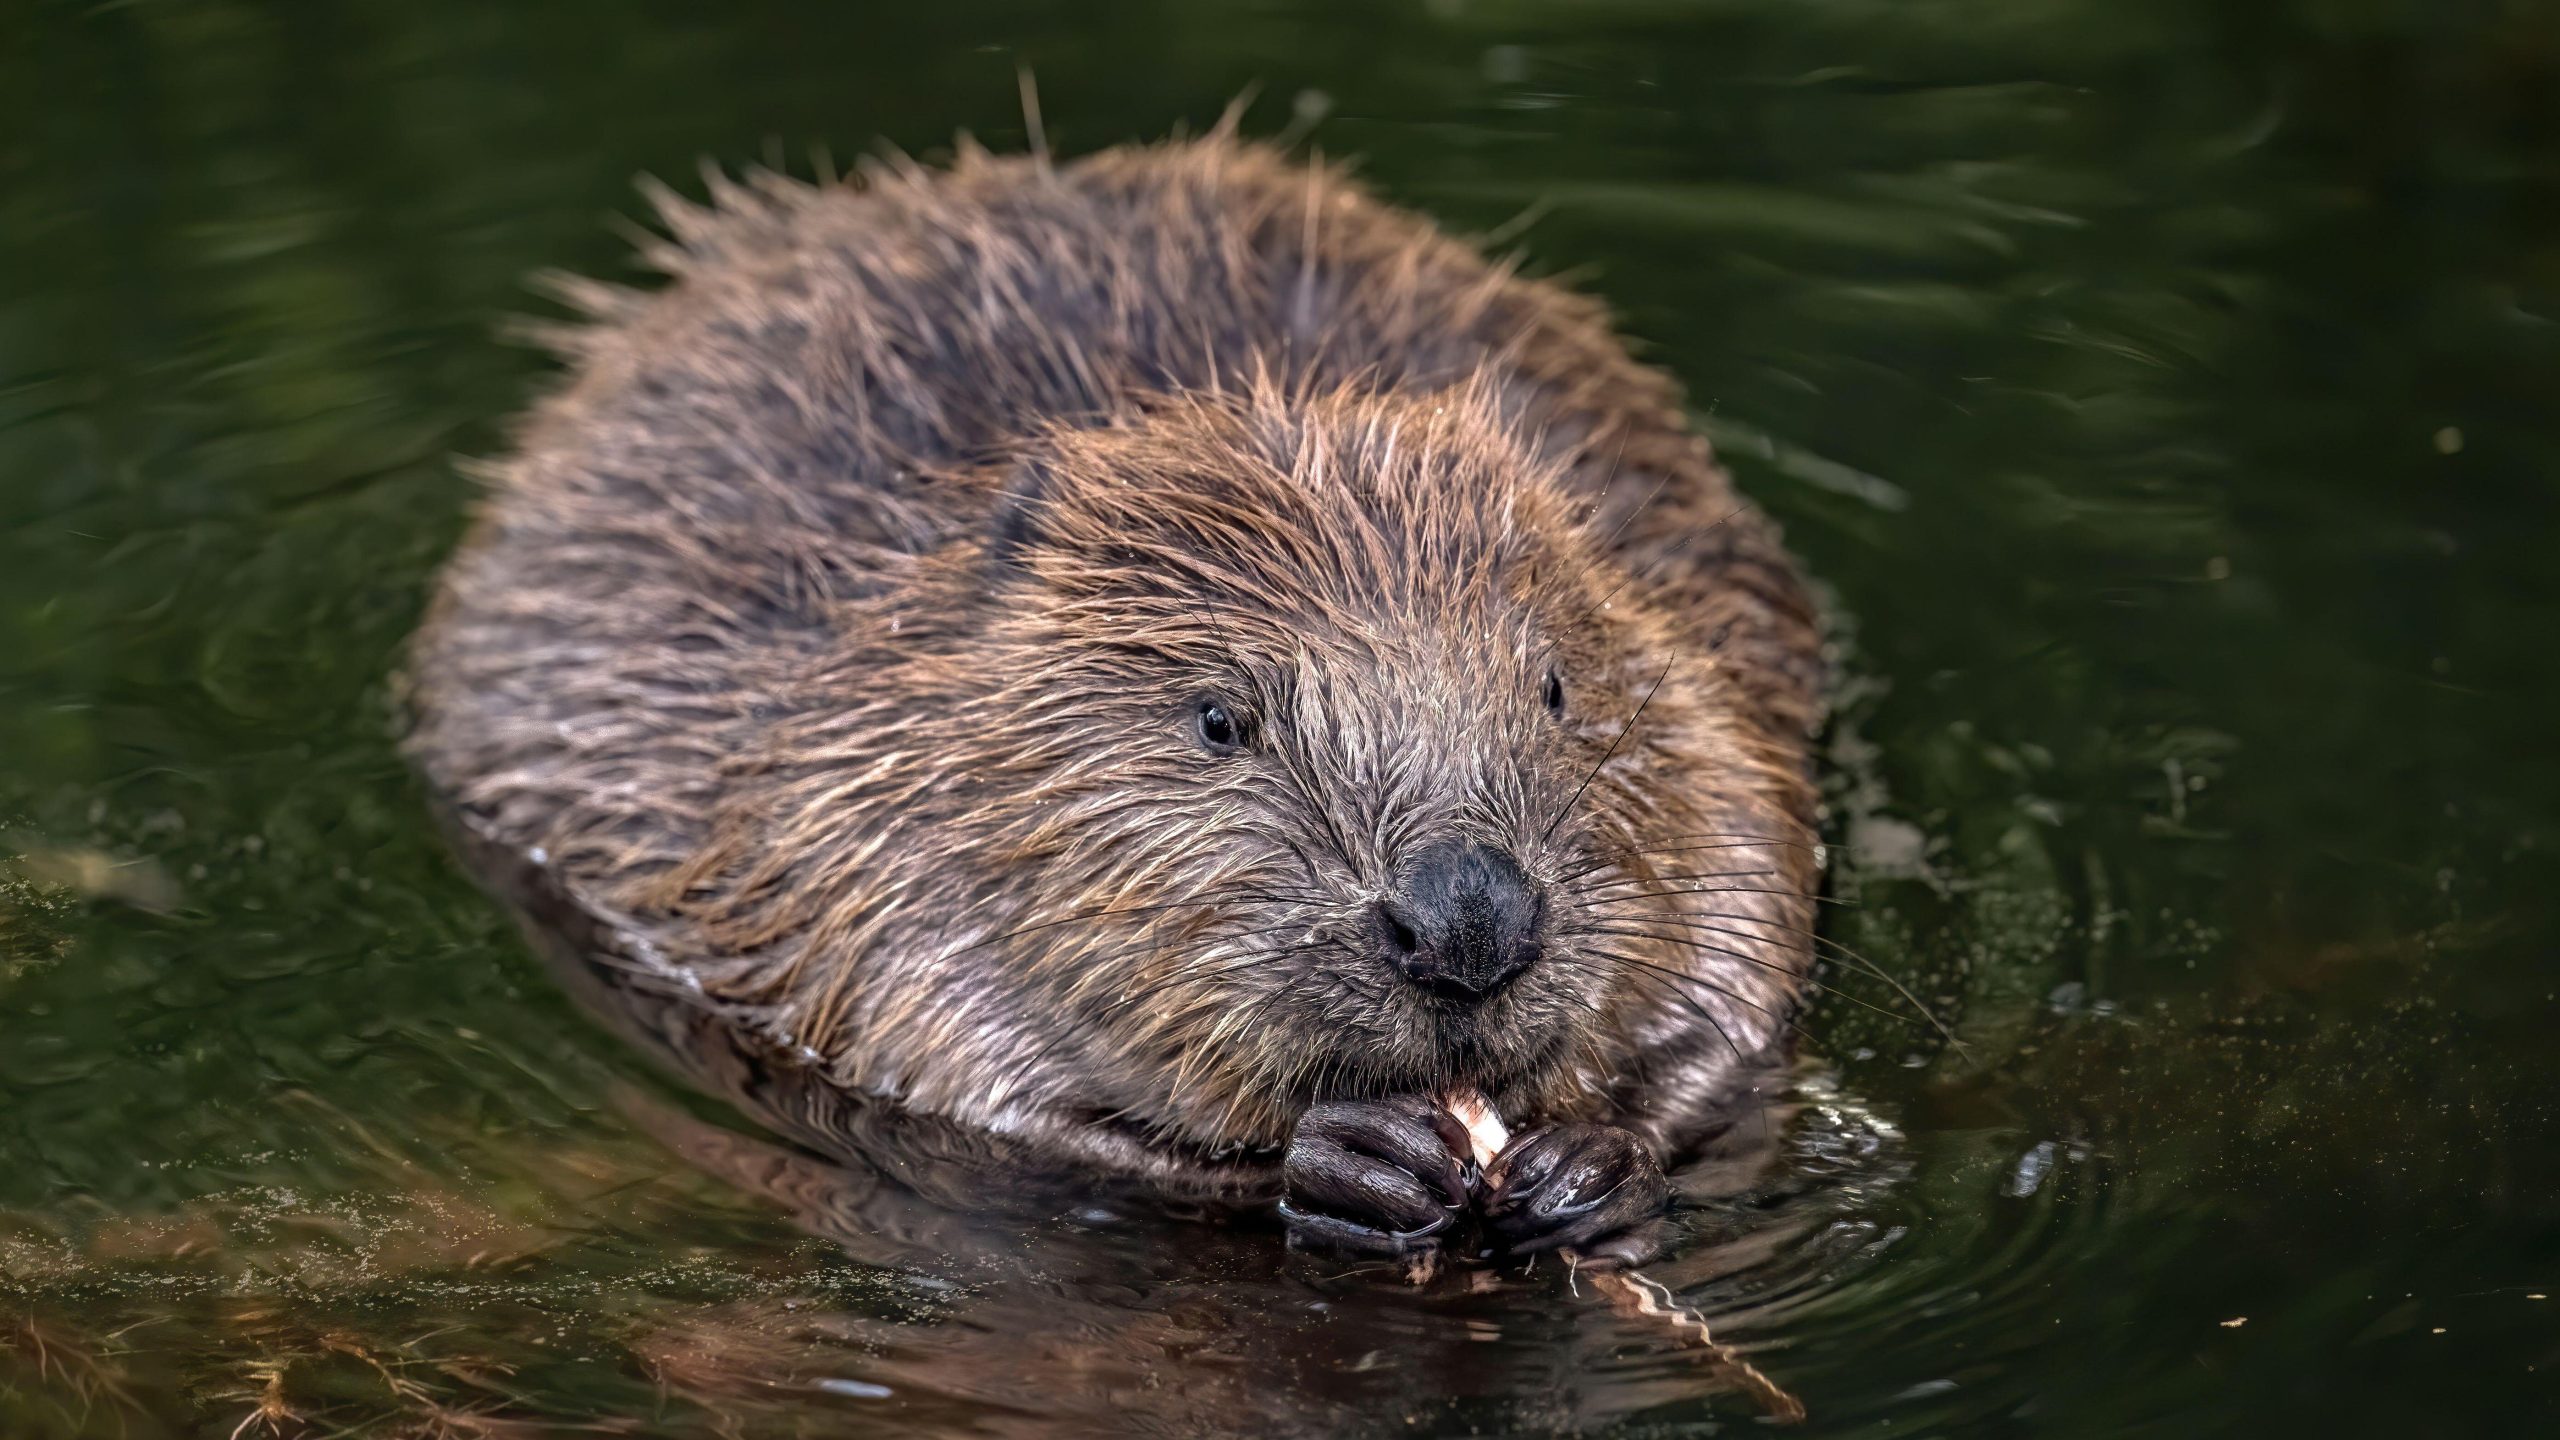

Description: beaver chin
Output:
[1287,967,1592,1103]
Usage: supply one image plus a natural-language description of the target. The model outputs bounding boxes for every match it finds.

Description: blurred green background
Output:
[4,0,2556,1434]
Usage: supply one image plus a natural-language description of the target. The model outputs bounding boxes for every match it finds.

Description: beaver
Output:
[404,129,1825,1266]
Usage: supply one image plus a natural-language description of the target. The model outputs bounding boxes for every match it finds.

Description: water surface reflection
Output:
[6,0,2558,1434]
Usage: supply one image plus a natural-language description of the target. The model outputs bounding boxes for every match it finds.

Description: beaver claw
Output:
[1481,1123,1669,1267]
[1281,1096,1471,1256]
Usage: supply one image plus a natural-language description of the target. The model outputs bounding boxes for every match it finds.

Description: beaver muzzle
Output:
[1374,839,1545,1002]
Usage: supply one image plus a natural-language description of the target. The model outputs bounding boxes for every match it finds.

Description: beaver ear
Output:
[983,456,1058,573]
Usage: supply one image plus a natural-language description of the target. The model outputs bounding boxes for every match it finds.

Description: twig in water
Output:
[1569,1256,1806,1425]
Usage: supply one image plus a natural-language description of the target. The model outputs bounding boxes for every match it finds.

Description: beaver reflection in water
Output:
[405,129,1825,1268]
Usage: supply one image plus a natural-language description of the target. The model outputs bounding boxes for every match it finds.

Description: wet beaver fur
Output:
[405,130,1825,1266]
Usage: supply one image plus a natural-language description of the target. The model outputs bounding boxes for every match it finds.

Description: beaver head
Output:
[664,381,1811,1151]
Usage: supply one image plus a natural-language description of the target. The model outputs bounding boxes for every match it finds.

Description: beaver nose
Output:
[1377,840,1544,1002]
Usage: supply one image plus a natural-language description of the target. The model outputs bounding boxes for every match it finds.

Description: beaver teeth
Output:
[1443,1087,1510,1168]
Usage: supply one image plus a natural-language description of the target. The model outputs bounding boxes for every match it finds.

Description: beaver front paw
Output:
[1481,1122,1669,1267]
[1280,1096,1471,1256]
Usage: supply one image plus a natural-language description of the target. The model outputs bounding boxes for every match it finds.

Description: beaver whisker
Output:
[1549,834,1824,888]
[1569,864,1809,891]
[1536,830,1822,886]
[1538,658,1676,848]
[1638,908,1963,1049]
[1620,902,1928,995]
[1572,954,1815,1125]
[1612,828,1822,847]
[1569,942,1796,1028]
[1565,871,1793,901]
[1573,910,1826,976]
[1578,917,1808,978]
[1573,892,1822,929]
[1580,903,1942,1031]
[1572,825,1823,851]
[1585,919,1934,1046]
[1551,860,1769,899]
[1617,824,1820,839]
[1589,446,1669,555]
[1501,962,1615,1030]
[1538,957,1734,1077]
[1574,939,1803,1029]
[1570,949,1760,1063]
[1583,920,1921,1031]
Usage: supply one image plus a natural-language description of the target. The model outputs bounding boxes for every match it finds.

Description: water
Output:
[5,0,2557,1433]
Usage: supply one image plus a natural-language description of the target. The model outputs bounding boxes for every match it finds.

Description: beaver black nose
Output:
[1378,840,1544,1002]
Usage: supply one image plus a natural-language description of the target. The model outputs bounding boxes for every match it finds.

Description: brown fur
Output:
[404,132,1824,1201]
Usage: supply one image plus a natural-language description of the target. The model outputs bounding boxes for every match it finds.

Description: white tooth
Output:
[1442,1087,1511,1167]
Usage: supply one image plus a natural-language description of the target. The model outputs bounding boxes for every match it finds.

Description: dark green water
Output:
[6,0,2558,1434]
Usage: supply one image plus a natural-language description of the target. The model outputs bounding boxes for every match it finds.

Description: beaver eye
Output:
[1543,668,1567,720]
[1194,699,1244,754]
